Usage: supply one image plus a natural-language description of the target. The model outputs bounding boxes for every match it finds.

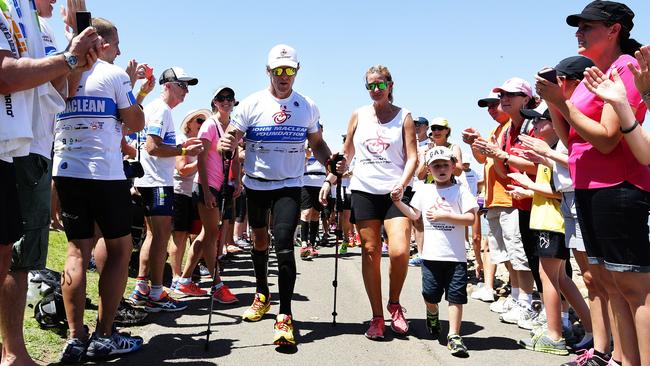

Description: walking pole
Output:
[205,140,234,351]
[328,154,344,326]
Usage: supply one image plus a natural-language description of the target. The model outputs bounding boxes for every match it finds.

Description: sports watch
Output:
[61,51,78,70]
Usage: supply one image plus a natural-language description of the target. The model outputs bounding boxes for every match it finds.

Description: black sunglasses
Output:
[498,92,528,99]
[430,126,448,131]
[196,117,206,124]
[215,94,236,102]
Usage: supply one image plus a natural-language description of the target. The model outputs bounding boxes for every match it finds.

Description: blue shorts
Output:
[138,186,174,216]
[421,260,468,305]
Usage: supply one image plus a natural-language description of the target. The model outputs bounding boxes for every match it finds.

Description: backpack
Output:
[33,285,67,329]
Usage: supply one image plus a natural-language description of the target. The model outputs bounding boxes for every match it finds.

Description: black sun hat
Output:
[566,1,634,31]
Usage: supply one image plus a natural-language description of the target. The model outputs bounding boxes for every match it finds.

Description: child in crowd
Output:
[393,146,478,357]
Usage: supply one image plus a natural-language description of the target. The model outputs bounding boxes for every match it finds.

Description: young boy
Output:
[393,146,478,357]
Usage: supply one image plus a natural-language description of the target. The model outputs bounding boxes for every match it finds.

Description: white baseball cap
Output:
[267,44,299,69]
[425,146,455,165]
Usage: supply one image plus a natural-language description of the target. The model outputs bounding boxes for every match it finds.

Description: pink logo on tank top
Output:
[363,129,391,154]
[272,106,292,124]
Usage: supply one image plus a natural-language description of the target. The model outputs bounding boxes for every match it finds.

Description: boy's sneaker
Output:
[242,293,271,322]
[364,316,385,340]
[144,291,188,313]
[500,300,526,324]
[519,329,569,356]
[490,295,515,313]
[447,334,469,358]
[299,246,311,260]
[175,282,208,297]
[212,284,238,304]
[339,242,348,255]
[60,338,88,364]
[426,311,440,339]
[114,299,148,326]
[126,289,149,307]
[517,304,541,330]
[199,263,210,277]
[471,286,495,302]
[408,254,423,267]
[387,302,408,335]
[273,314,296,346]
[86,330,143,359]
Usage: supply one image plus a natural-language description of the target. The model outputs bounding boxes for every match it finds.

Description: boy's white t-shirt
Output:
[409,183,478,262]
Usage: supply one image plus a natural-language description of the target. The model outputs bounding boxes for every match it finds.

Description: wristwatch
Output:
[62,51,78,70]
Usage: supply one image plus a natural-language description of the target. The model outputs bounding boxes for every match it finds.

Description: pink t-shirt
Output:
[194,118,225,191]
[568,54,650,190]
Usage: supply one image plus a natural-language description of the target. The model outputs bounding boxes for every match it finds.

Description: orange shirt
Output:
[484,121,512,208]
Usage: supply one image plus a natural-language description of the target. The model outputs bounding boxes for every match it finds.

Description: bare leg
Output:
[146,216,172,287]
[0,270,37,366]
[384,217,410,303]
[612,271,650,366]
[181,203,220,281]
[598,266,635,364]
[558,254,592,333]
[539,258,564,340]
[413,217,424,255]
[358,220,384,316]
[169,231,189,280]
[448,303,463,335]
[61,238,94,340]
[94,235,132,337]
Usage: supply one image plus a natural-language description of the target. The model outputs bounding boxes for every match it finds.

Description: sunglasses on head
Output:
[196,117,206,124]
[271,67,297,76]
[430,125,448,131]
[498,91,527,99]
[365,81,390,91]
[174,82,189,91]
[215,94,236,102]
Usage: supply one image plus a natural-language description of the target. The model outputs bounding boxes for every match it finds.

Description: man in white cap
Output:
[218,43,339,346]
[128,66,204,312]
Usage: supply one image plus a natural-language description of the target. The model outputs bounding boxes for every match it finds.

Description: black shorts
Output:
[246,186,300,229]
[138,186,174,216]
[575,182,650,272]
[221,185,235,221]
[421,260,468,305]
[193,184,223,209]
[235,190,247,222]
[535,230,569,260]
[350,187,413,223]
[54,177,132,240]
[342,192,351,211]
[301,186,323,211]
[172,193,199,232]
[0,160,23,245]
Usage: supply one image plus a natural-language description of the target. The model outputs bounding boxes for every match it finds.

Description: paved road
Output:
[105,244,573,366]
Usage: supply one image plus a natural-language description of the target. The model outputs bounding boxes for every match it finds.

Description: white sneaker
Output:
[500,301,525,324]
[517,304,540,330]
[472,286,495,302]
[490,296,515,313]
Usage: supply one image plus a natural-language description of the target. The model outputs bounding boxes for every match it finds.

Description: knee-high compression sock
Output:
[251,248,269,297]
[276,249,296,315]
[300,220,309,244]
[309,220,319,245]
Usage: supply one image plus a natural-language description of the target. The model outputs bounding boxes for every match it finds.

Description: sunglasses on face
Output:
[215,94,236,103]
[196,117,206,124]
[487,102,500,109]
[430,126,448,131]
[365,81,390,91]
[498,91,527,99]
[271,67,297,76]
[174,82,189,91]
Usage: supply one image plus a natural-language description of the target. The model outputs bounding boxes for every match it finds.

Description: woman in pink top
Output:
[537,2,649,365]
[174,87,240,305]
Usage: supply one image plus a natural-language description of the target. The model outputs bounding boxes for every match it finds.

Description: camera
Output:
[123,159,144,179]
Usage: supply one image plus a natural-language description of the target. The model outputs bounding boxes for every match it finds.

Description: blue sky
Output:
[49,1,650,163]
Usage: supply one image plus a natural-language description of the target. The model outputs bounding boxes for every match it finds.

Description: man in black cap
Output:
[128,67,204,312]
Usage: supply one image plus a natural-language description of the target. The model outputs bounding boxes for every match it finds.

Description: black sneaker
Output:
[86,330,143,359]
[426,311,440,339]
[60,338,88,364]
[447,334,469,358]
[114,299,148,326]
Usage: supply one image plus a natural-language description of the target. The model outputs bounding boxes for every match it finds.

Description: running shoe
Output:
[169,278,178,292]
[236,237,252,250]
[560,348,609,366]
[144,292,188,313]
[175,282,208,297]
[212,284,238,304]
[86,330,143,359]
[387,302,408,335]
[60,337,88,364]
[490,295,515,314]
[426,310,440,339]
[273,314,296,346]
[226,244,244,254]
[517,304,541,330]
[471,286,495,302]
[447,334,469,357]
[519,329,569,356]
[339,242,348,255]
[114,299,149,326]
[126,289,149,307]
[199,263,210,277]
[309,246,319,258]
[500,300,525,324]
[364,316,385,340]
[299,246,311,260]
[408,254,423,267]
[242,293,271,322]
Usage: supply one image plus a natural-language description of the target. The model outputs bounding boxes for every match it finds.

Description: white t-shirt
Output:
[413,139,430,192]
[552,141,573,193]
[349,105,411,194]
[303,156,326,187]
[31,18,59,159]
[231,89,320,191]
[173,135,197,197]
[53,60,135,180]
[134,98,176,187]
[409,183,478,262]
[463,168,481,197]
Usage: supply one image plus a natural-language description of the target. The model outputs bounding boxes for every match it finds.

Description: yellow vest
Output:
[530,164,564,233]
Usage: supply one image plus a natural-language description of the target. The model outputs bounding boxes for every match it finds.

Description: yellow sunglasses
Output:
[271,67,297,76]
